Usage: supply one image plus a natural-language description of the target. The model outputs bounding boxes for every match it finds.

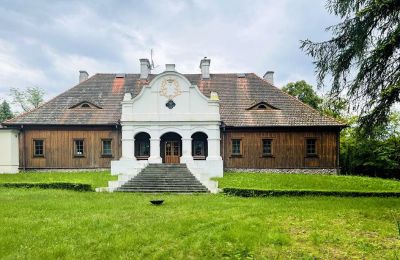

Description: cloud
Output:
[0,0,340,104]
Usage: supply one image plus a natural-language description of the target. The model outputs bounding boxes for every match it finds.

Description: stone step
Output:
[116,163,209,193]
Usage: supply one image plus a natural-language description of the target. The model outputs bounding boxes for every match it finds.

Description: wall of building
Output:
[0,129,19,173]
[19,126,121,169]
[222,128,339,169]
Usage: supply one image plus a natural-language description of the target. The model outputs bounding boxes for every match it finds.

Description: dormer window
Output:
[247,102,279,111]
[69,101,102,109]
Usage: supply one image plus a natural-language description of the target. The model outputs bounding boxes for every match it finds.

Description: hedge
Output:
[0,182,93,192]
[223,188,400,197]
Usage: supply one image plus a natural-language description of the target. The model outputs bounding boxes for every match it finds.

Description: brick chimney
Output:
[79,71,89,83]
[200,57,210,79]
[140,59,151,79]
[263,71,274,85]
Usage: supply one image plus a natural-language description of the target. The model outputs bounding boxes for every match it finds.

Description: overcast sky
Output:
[0,0,339,106]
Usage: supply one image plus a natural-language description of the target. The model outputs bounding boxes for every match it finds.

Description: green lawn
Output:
[0,171,116,189]
[218,172,400,192]
[0,188,399,259]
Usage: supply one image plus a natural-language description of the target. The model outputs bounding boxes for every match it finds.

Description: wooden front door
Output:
[165,141,180,164]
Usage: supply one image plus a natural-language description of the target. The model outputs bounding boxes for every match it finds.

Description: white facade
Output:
[110,65,223,192]
[0,129,19,174]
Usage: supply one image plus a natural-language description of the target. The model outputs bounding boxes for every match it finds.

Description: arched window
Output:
[257,104,267,110]
[191,132,208,160]
[135,132,150,160]
[81,103,91,108]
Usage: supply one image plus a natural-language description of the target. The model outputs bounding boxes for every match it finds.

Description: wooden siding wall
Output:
[20,127,121,169]
[222,129,338,169]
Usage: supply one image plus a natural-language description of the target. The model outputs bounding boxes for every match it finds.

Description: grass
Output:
[0,171,116,189]
[218,172,400,192]
[0,188,399,259]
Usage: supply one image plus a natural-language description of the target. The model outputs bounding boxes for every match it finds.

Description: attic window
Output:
[69,101,102,109]
[247,102,279,111]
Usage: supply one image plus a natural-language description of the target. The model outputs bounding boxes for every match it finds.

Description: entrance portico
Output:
[110,64,223,192]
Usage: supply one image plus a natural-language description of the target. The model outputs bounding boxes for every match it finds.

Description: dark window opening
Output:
[257,104,267,110]
[191,132,208,160]
[102,139,112,156]
[74,139,85,156]
[306,139,317,156]
[81,103,91,108]
[231,139,242,155]
[33,139,44,157]
[262,139,272,155]
[135,132,150,160]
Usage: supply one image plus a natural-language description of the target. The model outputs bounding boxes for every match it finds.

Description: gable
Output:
[121,71,220,123]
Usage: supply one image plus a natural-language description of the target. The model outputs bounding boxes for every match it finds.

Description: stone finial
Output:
[210,91,219,101]
[123,93,132,101]
[165,64,175,71]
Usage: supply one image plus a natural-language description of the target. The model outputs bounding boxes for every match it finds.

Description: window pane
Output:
[34,140,44,156]
[232,139,241,155]
[75,140,84,155]
[102,140,112,155]
[138,141,149,156]
[263,139,272,155]
[194,141,204,156]
[306,139,316,155]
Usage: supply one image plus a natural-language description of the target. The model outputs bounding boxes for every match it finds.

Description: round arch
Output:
[160,132,182,164]
[191,132,208,160]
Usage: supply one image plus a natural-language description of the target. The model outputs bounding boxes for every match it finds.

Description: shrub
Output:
[223,188,400,198]
[0,182,93,191]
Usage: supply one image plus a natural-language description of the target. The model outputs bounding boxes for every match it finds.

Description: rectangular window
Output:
[262,139,272,156]
[74,139,85,156]
[138,141,150,157]
[102,139,112,156]
[33,139,44,157]
[231,139,242,155]
[306,139,317,156]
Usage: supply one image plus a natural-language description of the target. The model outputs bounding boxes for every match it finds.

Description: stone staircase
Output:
[116,164,209,193]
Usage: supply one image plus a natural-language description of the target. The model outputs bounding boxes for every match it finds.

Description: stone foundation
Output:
[225,168,339,174]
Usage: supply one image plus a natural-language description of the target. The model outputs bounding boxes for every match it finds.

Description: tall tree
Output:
[0,100,14,122]
[301,0,400,130]
[10,86,45,112]
[282,80,323,109]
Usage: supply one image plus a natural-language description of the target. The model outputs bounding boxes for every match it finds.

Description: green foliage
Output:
[282,80,323,109]
[0,189,399,258]
[301,0,400,129]
[0,182,92,191]
[223,188,400,198]
[10,86,45,112]
[218,173,400,192]
[340,112,400,178]
[0,171,115,188]
[0,100,13,122]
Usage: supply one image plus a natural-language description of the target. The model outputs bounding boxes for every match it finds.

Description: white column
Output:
[148,138,162,163]
[180,138,193,163]
[207,138,222,160]
[121,138,136,160]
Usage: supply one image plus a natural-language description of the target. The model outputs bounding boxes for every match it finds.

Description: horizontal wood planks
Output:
[20,126,121,169]
[222,129,338,169]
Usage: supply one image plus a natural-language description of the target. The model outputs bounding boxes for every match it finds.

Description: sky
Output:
[0,0,339,108]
